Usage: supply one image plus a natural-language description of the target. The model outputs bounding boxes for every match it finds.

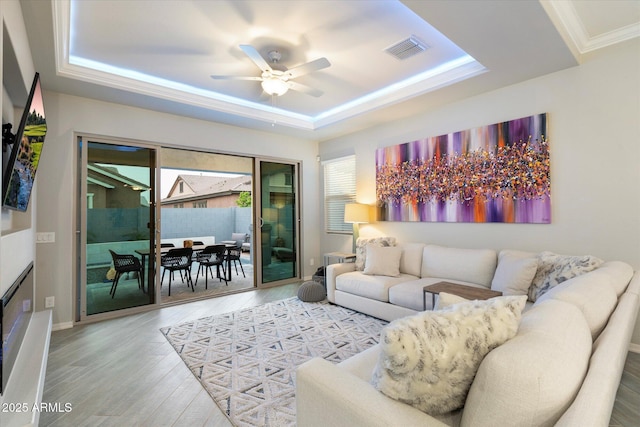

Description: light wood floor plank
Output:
[41,284,300,426]
[41,283,639,426]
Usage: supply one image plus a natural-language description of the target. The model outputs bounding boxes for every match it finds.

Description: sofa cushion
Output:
[528,251,604,301]
[398,243,426,277]
[421,245,497,288]
[336,271,415,302]
[491,250,539,297]
[389,277,487,311]
[371,295,526,416]
[363,244,402,277]
[355,237,397,271]
[535,267,618,340]
[596,261,634,297]
[461,299,592,427]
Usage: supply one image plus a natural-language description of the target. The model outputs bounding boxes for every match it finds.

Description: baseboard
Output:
[52,321,74,332]
[629,343,640,354]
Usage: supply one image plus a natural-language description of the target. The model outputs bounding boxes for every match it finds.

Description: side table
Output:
[423,281,503,310]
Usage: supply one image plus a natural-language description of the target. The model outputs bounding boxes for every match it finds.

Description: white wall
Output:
[319,39,640,345]
[34,92,320,327]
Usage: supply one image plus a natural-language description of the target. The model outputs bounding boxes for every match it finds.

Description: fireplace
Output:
[0,262,34,395]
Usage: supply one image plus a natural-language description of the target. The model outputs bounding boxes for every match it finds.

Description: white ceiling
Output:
[18,0,640,141]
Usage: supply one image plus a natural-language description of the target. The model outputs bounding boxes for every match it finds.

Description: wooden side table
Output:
[423,281,503,310]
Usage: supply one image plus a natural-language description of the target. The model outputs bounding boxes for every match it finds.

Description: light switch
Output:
[36,232,55,243]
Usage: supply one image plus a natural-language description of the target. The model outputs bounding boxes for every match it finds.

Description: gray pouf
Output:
[298,281,326,302]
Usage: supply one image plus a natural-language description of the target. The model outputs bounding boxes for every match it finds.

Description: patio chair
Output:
[108,250,143,298]
[160,247,194,296]
[160,243,184,281]
[195,245,228,289]
[188,241,205,262]
[231,233,249,249]
[225,245,245,278]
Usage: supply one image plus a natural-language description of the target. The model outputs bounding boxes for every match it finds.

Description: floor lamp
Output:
[344,203,369,253]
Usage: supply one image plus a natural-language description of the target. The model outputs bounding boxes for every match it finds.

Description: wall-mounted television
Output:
[2,72,47,211]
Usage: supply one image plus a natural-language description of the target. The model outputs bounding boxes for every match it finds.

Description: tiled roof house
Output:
[161,175,252,208]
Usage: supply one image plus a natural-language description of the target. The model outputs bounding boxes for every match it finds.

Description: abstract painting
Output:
[376,113,549,223]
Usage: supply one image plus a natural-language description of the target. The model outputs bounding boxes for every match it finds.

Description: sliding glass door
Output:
[75,138,302,321]
[257,160,300,285]
[77,138,156,319]
[158,148,255,301]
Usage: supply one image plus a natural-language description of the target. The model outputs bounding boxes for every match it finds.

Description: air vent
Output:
[385,36,429,60]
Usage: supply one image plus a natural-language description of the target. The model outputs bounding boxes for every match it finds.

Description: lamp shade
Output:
[344,203,369,223]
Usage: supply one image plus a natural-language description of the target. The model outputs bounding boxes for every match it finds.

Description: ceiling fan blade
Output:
[239,44,273,73]
[287,81,324,97]
[210,75,263,81]
[285,57,330,80]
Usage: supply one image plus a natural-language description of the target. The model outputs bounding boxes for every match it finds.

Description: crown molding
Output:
[543,0,640,57]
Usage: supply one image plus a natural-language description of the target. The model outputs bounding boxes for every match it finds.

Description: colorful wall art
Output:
[376,113,550,223]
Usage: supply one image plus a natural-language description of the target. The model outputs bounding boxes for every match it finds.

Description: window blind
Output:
[323,155,356,233]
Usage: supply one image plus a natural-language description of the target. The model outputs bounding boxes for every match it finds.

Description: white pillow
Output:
[371,295,527,415]
[398,243,426,277]
[363,244,402,277]
[491,251,539,297]
[354,237,397,271]
[528,251,604,301]
[433,291,468,310]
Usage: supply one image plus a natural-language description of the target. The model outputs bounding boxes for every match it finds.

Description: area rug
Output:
[160,297,387,427]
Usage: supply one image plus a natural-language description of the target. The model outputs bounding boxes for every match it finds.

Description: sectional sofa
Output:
[296,239,639,426]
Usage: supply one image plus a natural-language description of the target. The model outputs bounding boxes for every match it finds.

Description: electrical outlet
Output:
[310,258,315,266]
[45,296,55,308]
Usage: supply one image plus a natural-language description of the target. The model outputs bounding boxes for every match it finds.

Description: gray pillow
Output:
[528,251,603,301]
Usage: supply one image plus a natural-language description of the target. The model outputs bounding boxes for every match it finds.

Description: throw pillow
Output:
[491,250,539,297]
[363,244,402,277]
[398,243,426,277]
[354,237,397,271]
[433,291,468,310]
[371,295,527,416]
[528,251,604,301]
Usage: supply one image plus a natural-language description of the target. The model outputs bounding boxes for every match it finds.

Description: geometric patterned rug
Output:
[160,297,388,427]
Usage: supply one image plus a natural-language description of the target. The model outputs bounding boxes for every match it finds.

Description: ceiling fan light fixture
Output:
[261,77,289,96]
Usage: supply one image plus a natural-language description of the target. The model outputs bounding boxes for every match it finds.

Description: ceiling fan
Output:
[211,44,330,97]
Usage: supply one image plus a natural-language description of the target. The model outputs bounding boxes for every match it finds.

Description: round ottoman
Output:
[297,281,326,302]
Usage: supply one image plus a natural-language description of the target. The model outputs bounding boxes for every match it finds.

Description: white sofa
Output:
[296,242,639,426]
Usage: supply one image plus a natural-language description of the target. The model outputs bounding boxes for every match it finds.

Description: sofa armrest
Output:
[296,358,447,427]
[325,263,356,303]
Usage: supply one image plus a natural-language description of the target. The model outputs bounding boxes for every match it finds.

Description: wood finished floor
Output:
[42,285,640,426]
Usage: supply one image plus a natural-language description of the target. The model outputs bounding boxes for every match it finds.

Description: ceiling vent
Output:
[385,36,429,60]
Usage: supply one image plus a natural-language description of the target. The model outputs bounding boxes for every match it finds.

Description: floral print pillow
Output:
[528,251,604,301]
